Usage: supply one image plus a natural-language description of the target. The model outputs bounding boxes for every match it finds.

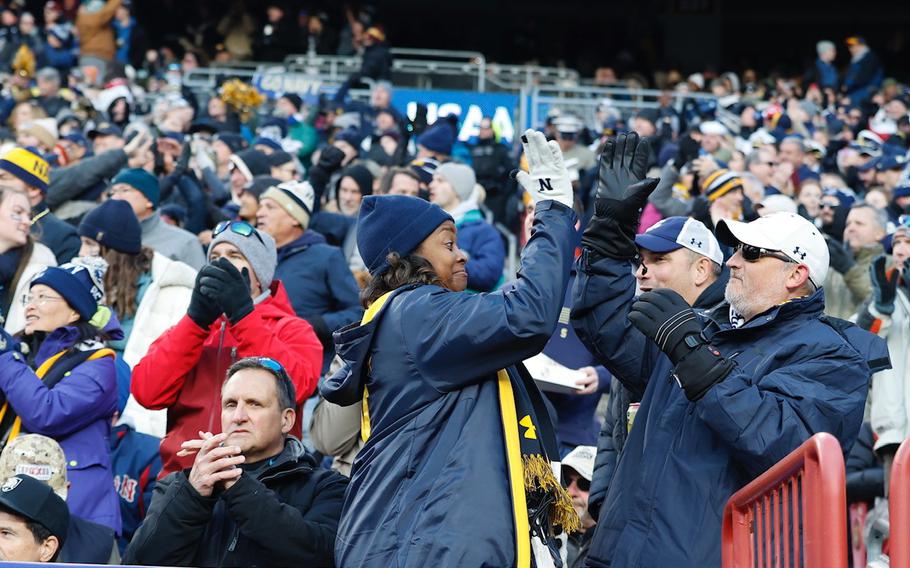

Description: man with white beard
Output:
[571,132,890,567]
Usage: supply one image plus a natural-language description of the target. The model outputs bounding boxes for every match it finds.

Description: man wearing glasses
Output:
[131,220,323,476]
[571,133,889,567]
[125,357,345,567]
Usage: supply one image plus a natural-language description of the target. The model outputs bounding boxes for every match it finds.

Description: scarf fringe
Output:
[522,454,582,534]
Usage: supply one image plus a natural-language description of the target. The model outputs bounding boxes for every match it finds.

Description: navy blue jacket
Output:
[572,253,889,567]
[110,423,162,554]
[31,201,79,264]
[321,201,576,567]
[275,231,363,367]
[457,211,506,292]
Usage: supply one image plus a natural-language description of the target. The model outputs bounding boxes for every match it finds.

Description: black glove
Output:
[314,145,346,175]
[198,258,254,325]
[674,134,700,169]
[826,238,855,274]
[173,141,192,177]
[581,132,659,260]
[187,268,223,329]
[870,254,898,315]
[628,288,734,401]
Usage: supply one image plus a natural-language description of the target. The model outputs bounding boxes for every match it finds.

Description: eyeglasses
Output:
[213,220,265,246]
[23,292,66,307]
[734,243,797,264]
[819,202,838,210]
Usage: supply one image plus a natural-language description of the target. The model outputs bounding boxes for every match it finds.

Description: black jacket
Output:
[124,439,346,567]
[846,421,884,505]
[31,201,80,264]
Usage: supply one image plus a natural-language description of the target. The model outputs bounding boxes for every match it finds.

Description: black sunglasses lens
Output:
[578,478,591,492]
[737,244,761,261]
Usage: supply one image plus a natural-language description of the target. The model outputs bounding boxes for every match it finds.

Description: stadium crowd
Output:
[0,0,904,566]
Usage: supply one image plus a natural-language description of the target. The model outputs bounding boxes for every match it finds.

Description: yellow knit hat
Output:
[0,147,50,191]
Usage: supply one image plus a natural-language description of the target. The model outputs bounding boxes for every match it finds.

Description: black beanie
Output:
[231,149,271,181]
[78,199,142,254]
[337,164,374,196]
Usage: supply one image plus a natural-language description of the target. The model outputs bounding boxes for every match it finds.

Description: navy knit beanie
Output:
[78,200,142,254]
[112,168,160,209]
[357,195,453,276]
[30,262,106,321]
[416,116,457,156]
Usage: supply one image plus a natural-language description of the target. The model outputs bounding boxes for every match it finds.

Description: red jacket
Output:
[131,281,323,475]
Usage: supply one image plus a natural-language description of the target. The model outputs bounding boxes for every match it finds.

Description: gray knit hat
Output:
[436,162,476,202]
[207,224,277,290]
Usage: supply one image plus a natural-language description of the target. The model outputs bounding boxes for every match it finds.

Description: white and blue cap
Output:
[635,216,724,266]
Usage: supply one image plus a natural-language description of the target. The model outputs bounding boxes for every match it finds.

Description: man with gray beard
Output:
[571,132,890,567]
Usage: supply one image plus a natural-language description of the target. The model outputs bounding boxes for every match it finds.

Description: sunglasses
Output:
[213,220,265,246]
[256,356,288,377]
[734,243,796,264]
[819,202,838,210]
[566,473,591,492]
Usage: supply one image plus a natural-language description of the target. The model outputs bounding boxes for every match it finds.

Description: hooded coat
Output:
[571,252,889,567]
[321,201,576,567]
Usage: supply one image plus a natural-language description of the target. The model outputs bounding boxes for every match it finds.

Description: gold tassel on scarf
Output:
[522,454,582,534]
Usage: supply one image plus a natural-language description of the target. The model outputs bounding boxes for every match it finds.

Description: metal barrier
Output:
[890,437,910,568]
[721,433,848,568]
[527,84,718,132]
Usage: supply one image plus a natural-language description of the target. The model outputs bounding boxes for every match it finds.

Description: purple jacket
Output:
[0,327,121,533]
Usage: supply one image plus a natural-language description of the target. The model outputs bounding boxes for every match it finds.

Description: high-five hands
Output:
[514,129,575,209]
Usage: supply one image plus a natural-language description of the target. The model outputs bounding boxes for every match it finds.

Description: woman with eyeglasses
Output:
[0,261,121,533]
[77,199,195,381]
[130,219,323,475]
[0,186,57,334]
[322,131,579,567]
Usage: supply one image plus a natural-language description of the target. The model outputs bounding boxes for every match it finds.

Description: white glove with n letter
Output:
[514,129,575,209]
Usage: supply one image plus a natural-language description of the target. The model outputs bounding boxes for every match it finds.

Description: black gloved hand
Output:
[826,238,855,274]
[198,258,254,325]
[173,141,192,177]
[629,288,733,401]
[870,254,898,315]
[187,268,223,329]
[581,132,659,260]
[315,145,346,175]
[674,134,700,169]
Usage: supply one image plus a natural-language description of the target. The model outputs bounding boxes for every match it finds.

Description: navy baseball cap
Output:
[87,122,123,139]
[0,475,69,545]
[876,153,908,172]
[635,216,724,265]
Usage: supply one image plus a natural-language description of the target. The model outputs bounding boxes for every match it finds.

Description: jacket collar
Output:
[705,286,826,335]
[321,284,419,406]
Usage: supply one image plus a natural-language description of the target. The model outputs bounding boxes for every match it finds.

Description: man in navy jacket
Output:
[572,133,889,567]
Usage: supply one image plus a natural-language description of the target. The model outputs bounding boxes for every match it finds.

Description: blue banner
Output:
[389,89,520,144]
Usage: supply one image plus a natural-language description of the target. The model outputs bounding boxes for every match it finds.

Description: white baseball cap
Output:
[562,445,596,481]
[699,120,729,136]
[755,194,798,216]
[715,212,829,288]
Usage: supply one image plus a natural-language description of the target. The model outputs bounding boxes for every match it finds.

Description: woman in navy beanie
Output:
[0,260,121,533]
[322,130,581,567]
[77,199,196,369]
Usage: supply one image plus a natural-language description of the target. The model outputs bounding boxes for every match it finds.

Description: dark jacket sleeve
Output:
[319,247,364,334]
[846,421,885,504]
[46,149,129,208]
[400,201,576,391]
[695,339,870,477]
[124,472,216,566]
[571,253,663,400]
[463,223,506,292]
[222,469,346,567]
[588,377,631,520]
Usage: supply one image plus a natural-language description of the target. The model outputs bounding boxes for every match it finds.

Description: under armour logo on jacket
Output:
[538,178,554,192]
[793,246,807,260]
[519,415,537,439]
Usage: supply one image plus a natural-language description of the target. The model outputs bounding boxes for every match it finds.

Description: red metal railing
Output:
[722,433,847,568]
[890,437,910,568]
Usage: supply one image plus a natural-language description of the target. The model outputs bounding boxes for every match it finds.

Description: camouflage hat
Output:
[0,435,67,499]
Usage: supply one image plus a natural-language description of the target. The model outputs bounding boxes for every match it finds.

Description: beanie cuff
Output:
[261,187,312,230]
[0,160,47,191]
[30,268,97,320]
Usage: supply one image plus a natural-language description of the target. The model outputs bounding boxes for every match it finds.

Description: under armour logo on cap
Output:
[1,477,21,492]
[793,246,807,260]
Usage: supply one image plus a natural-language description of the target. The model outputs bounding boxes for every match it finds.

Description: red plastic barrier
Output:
[890,438,910,568]
[722,432,847,568]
